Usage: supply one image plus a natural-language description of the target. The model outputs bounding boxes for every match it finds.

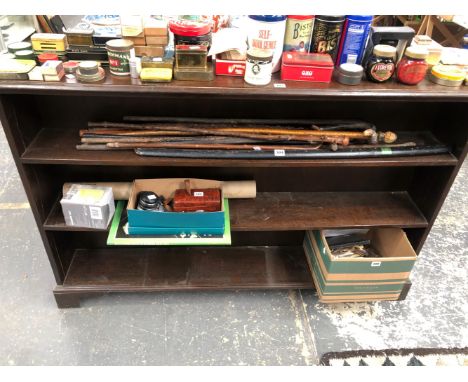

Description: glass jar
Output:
[396,46,429,85]
[365,44,397,83]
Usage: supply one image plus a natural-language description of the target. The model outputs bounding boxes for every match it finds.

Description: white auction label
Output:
[371,261,382,267]
[194,192,204,197]
[274,83,286,88]
[253,146,262,151]
[274,149,286,157]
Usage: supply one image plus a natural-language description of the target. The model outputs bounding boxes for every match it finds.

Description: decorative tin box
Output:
[281,52,334,82]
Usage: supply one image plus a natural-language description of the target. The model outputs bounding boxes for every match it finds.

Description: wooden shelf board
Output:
[44,191,427,232]
[2,72,468,100]
[23,129,458,168]
[59,246,314,291]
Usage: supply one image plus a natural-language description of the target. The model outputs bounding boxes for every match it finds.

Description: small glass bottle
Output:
[396,46,429,85]
[365,44,397,83]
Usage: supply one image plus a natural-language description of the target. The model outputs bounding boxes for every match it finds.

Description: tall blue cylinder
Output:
[337,15,373,65]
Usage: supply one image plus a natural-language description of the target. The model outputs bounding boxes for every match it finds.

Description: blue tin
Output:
[337,15,373,65]
[248,15,287,22]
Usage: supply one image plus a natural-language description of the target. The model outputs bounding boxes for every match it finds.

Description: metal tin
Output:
[63,61,79,74]
[175,45,208,69]
[14,50,35,60]
[38,53,59,63]
[169,19,212,48]
[244,48,273,86]
[429,65,465,87]
[106,39,135,76]
[283,16,315,52]
[309,15,345,62]
[78,61,99,75]
[76,66,106,83]
[7,41,32,53]
[64,28,94,47]
[337,63,364,85]
[247,15,287,73]
[337,15,373,65]
[281,52,334,83]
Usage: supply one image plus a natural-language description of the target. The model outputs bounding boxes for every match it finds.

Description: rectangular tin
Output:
[280,52,334,82]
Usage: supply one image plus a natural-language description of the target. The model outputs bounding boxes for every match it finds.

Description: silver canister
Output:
[336,63,364,85]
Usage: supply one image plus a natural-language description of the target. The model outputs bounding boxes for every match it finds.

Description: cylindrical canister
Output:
[106,39,135,76]
[14,50,35,60]
[283,16,315,52]
[244,48,273,86]
[336,15,373,65]
[7,41,32,54]
[309,15,345,62]
[247,15,287,73]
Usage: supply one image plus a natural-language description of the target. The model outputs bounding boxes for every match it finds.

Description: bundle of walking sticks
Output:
[78,117,399,156]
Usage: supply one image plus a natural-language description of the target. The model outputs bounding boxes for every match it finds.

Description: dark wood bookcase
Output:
[0,73,466,308]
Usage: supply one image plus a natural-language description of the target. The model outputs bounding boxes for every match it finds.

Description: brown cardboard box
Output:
[144,19,168,36]
[146,35,169,46]
[134,45,165,57]
[125,36,146,45]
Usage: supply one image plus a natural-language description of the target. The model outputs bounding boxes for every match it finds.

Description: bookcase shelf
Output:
[1,76,466,308]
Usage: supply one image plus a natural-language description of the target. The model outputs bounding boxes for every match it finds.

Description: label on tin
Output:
[274,83,286,88]
[310,19,344,61]
[283,18,314,52]
[108,50,131,75]
[194,192,204,197]
[370,62,395,82]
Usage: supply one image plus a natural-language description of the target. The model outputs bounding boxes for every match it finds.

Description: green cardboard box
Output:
[303,228,417,302]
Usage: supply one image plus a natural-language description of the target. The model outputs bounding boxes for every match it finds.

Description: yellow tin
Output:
[31,33,67,52]
[140,67,173,82]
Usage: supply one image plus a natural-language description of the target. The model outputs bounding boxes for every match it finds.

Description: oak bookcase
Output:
[0,73,466,308]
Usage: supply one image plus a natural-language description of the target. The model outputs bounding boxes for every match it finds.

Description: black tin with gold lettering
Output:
[309,15,345,62]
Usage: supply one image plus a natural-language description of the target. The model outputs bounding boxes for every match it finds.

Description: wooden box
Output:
[173,187,221,212]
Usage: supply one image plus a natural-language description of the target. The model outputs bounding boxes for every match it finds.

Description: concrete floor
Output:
[0,125,466,365]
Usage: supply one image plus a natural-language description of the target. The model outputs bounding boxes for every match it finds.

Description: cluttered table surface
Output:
[1,70,468,99]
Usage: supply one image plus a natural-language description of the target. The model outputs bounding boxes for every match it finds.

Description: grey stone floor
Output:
[0,125,466,365]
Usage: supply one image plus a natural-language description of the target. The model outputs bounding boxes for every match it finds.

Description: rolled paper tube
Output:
[63,180,257,199]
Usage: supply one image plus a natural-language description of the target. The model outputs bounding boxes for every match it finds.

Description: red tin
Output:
[280,51,334,82]
[215,55,246,76]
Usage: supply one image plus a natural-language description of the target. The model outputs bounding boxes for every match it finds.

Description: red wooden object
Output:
[173,181,221,212]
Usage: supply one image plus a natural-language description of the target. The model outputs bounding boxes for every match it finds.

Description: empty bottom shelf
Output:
[61,246,314,292]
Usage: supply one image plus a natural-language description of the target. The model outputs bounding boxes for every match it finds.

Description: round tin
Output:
[337,63,363,85]
[14,50,35,60]
[63,61,79,74]
[244,48,273,86]
[76,66,106,83]
[247,15,287,73]
[429,65,465,87]
[78,61,99,75]
[106,39,135,76]
[38,53,59,63]
[7,41,32,54]
[0,53,15,60]
[283,15,315,52]
[169,19,212,48]
[309,15,345,62]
